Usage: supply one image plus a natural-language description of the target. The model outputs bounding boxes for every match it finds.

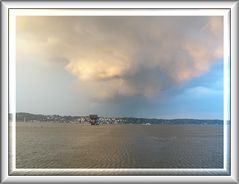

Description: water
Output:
[15,122,223,169]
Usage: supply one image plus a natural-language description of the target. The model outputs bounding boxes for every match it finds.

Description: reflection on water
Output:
[16,123,223,168]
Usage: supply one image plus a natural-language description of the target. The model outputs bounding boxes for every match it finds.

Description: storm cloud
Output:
[17,16,223,102]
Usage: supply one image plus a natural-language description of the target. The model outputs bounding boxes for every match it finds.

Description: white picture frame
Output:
[1,0,238,183]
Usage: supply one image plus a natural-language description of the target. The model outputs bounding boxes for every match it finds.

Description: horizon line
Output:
[13,112,225,121]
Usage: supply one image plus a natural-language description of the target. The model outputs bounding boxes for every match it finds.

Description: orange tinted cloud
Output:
[16,16,223,100]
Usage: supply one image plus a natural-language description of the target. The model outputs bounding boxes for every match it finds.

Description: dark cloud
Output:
[17,16,223,113]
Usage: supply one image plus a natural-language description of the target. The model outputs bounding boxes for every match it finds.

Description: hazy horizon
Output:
[15,111,224,121]
[16,16,224,119]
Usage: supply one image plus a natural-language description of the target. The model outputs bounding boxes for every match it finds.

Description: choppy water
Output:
[15,122,223,169]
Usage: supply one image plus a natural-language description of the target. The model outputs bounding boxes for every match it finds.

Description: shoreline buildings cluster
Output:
[14,112,224,125]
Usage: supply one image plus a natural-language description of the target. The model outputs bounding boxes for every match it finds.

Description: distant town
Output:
[12,112,224,125]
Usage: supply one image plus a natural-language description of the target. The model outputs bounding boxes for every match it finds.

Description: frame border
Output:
[1,1,238,183]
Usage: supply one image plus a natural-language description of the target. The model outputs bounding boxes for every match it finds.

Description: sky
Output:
[16,16,224,119]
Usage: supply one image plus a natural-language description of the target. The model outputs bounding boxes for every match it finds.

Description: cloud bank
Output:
[17,16,223,101]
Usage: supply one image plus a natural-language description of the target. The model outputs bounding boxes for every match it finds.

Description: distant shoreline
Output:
[15,121,224,126]
[11,112,225,125]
